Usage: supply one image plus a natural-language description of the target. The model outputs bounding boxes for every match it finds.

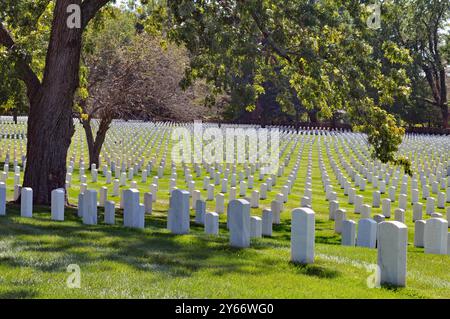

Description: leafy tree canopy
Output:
[164,0,414,172]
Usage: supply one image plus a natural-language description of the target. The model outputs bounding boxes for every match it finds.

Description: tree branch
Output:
[242,5,292,63]
[81,0,112,30]
[0,21,41,101]
[416,96,440,106]
[0,21,15,48]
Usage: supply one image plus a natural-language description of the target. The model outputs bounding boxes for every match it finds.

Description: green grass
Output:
[0,132,448,299]
[0,204,448,299]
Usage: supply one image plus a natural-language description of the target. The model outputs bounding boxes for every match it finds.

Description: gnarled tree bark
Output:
[23,0,82,204]
[1,0,112,204]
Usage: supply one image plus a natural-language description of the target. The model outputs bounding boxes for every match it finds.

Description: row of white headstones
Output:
[319,133,450,253]
[1,120,448,197]
[2,122,450,223]
[1,122,449,228]
[0,120,449,288]
[1,184,448,288]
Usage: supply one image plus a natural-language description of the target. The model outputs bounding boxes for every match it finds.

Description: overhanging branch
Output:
[81,0,112,30]
[243,6,292,63]
[0,21,41,100]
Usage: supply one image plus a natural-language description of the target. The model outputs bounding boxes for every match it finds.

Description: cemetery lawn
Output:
[0,133,448,299]
[0,203,448,299]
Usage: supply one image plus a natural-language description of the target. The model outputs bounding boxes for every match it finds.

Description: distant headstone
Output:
[216,193,225,214]
[250,216,262,238]
[357,218,377,248]
[412,202,423,222]
[426,197,435,215]
[342,220,356,247]
[205,212,219,235]
[262,209,273,237]
[195,200,206,225]
[78,192,86,217]
[99,186,107,207]
[191,190,201,210]
[0,182,6,216]
[373,214,386,224]
[144,192,153,214]
[372,191,381,208]
[394,208,405,223]
[83,190,98,225]
[250,190,259,208]
[104,200,115,225]
[361,204,371,219]
[334,209,346,234]
[329,200,338,221]
[398,194,407,211]
[271,200,282,225]
[414,220,426,248]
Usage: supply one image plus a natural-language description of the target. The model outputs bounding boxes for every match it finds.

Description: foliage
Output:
[379,0,450,128]
[1,0,447,174]
[81,9,212,122]
[165,0,413,170]
[0,0,53,114]
[353,106,411,175]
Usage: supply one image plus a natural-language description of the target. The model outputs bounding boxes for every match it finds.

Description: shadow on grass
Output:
[289,262,341,279]
[0,289,38,299]
[381,284,403,292]
[0,203,283,279]
[271,220,341,245]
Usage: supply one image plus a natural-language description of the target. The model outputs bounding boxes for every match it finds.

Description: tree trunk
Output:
[82,119,96,168]
[22,0,82,205]
[82,117,111,168]
[308,109,319,124]
[331,112,338,129]
[13,108,18,124]
[294,107,300,132]
[442,104,449,129]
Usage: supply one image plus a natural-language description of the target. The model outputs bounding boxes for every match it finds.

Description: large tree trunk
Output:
[308,109,319,124]
[422,35,448,129]
[1,0,110,204]
[82,117,111,168]
[22,0,82,205]
[441,103,449,129]
[13,108,18,124]
[294,106,302,132]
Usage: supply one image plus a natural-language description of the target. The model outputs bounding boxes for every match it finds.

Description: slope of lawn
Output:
[0,132,448,299]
